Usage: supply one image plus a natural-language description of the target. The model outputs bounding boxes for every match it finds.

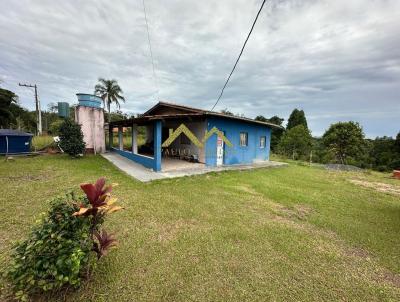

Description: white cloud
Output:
[0,0,399,137]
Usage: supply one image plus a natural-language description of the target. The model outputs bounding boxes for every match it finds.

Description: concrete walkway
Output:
[102,152,287,182]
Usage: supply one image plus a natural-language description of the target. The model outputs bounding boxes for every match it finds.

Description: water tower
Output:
[57,102,70,118]
[74,93,105,154]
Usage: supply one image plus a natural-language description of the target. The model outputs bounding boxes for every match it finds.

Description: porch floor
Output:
[101,152,287,182]
[162,158,205,172]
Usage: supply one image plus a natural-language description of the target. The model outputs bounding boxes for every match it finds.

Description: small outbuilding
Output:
[0,129,33,154]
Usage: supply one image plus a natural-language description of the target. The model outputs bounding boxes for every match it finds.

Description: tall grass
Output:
[33,133,146,152]
[31,135,54,151]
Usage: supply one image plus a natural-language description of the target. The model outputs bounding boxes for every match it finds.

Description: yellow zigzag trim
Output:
[162,124,203,148]
[203,127,233,147]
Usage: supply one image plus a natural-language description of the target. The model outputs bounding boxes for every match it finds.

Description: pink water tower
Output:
[74,93,105,154]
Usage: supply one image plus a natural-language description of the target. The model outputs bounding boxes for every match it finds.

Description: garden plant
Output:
[6,178,123,301]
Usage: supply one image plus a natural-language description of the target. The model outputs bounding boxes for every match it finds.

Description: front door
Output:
[216,135,224,166]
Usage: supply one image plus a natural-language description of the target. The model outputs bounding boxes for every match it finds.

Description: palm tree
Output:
[94,78,125,123]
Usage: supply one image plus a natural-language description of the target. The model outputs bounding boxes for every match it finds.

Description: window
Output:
[240,132,248,147]
[180,133,191,145]
[260,136,266,148]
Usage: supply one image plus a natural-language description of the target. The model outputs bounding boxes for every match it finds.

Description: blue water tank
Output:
[0,129,33,154]
[76,93,102,108]
[58,102,70,118]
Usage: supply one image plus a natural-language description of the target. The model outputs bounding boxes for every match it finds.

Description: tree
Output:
[254,115,267,122]
[49,119,64,135]
[267,116,284,127]
[255,115,285,152]
[47,102,58,113]
[368,136,398,171]
[59,119,85,156]
[94,78,125,123]
[395,132,400,153]
[221,108,234,116]
[278,125,312,159]
[0,87,18,128]
[322,121,365,165]
[7,102,36,133]
[287,109,308,130]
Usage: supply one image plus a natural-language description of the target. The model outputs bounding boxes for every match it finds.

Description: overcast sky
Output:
[0,0,399,137]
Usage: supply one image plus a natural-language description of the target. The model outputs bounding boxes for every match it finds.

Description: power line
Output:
[211,0,267,111]
[142,0,159,100]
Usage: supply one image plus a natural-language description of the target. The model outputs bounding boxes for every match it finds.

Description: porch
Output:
[107,116,207,172]
[102,152,286,182]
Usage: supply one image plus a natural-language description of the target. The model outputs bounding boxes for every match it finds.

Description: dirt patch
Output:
[376,270,400,288]
[344,246,371,259]
[276,204,313,221]
[349,179,400,195]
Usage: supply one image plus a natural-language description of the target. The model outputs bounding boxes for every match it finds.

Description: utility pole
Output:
[19,83,42,135]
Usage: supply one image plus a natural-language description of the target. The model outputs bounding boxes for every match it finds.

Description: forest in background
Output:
[1,86,399,171]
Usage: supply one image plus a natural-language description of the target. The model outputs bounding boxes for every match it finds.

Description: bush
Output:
[7,195,92,301]
[59,119,85,156]
[49,119,64,136]
[6,178,123,301]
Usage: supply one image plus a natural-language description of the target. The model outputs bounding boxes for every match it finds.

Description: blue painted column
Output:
[118,126,123,150]
[153,120,162,171]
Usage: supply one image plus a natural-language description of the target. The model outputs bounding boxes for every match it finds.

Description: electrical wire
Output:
[211,0,267,111]
[142,0,159,99]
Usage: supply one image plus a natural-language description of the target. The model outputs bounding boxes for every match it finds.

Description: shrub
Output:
[49,119,64,136]
[6,178,123,301]
[59,118,85,156]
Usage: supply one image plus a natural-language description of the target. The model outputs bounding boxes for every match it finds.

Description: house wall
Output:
[205,116,271,166]
[112,148,155,169]
[165,120,206,163]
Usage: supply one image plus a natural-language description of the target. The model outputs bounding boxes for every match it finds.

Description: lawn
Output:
[0,155,399,301]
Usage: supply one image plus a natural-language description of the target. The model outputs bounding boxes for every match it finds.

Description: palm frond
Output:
[94,78,125,122]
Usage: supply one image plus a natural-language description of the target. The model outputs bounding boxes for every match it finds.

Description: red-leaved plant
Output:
[93,230,117,259]
[74,177,123,217]
[73,177,123,259]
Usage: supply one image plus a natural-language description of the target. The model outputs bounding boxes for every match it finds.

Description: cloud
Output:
[0,0,399,137]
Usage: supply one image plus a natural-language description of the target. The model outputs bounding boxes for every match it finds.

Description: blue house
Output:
[108,102,281,172]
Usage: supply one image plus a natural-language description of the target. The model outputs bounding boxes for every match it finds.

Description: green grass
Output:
[1,155,399,301]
